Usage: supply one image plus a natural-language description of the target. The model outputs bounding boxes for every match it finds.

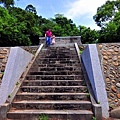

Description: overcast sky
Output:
[14,0,109,30]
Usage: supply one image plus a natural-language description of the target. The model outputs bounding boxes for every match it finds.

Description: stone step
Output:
[44,50,76,53]
[41,47,75,51]
[38,58,78,60]
[41,50,77,55]
[25,75,83,80]
[32,63,80,67]
[43,45,75,50]
[40,66,81,71]
[33,61,80,67]
[38,60,80,65]
[39,54,78,59]
[20,86,87,93]
[38,52,77,59]
[50,42,75,47]
[30,66,81,72]
[23,80,86,86]
[38,50,77,56]
[33,60,80,64]
[12,100,92,110]
[41,48,75,50]
[36,58,79,63]
[7,109,93,120]
[42,48,75,50]
[40,51,77,54]
[28,71,81,75]
[42,47,75,50]
[15,93,90,101]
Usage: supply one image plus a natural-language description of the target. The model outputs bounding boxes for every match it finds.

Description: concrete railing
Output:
[39,36,82,45]
[0,47,33,106]
[81,44,109,118]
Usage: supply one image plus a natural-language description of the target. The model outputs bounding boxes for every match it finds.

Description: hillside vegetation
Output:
[0,0,120,46]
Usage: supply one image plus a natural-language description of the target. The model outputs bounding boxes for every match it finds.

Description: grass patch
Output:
[92,116,96,120]
[87,93,90,98]
[16,81,19,86]
[79,50,83,54]
[98,101,100,104]
[79,45,85,54]
[8,94,11,98]
[37,114,48,120]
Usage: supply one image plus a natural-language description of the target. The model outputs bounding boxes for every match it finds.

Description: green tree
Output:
[51,14,79,36]
[0,0,14,8]
[0,6,31,46]
[79,26,99,44]
[98,22,119,43]
[93,0,120,28]
[25,4,37,15]
[93,0,120,43]
[9,6,42,45]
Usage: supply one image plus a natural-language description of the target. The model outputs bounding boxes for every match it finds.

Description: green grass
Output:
[8,94,11,98]
[16,81,19,86]
[92,116,96,120]
[37,114,48,120]
[98,101,100,104]
[1,72,4,75]
[79,50,83,54]
[87,93,90,98]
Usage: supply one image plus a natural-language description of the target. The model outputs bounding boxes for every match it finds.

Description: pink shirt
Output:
[45,30,52,37]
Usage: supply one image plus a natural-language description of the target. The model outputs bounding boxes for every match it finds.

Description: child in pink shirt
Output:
[51,35,55,45]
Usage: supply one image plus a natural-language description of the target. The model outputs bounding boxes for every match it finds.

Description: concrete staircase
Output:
[7,43,93,120]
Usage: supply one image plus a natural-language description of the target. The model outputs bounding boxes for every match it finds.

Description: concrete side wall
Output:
[81,44,109,118]
[0,47,33,106]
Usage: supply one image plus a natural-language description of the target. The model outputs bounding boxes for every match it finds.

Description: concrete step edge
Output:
[21,86,87,88]
[13,100,91,104]
[26,75,82,76]
[8,109,93,114]
[23,80,84,82]
[17,93,89,95]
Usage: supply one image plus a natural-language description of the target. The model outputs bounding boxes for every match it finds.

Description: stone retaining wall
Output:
[97,43,120,111]
[0,48,10,85]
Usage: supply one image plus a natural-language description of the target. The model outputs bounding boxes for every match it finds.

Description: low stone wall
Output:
[97,43,120,112]
[39,36,82,45]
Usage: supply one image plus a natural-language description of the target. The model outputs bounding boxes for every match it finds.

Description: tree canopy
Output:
[0,0,120,46]
[0,0,14,8]
[93,0,120,43]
